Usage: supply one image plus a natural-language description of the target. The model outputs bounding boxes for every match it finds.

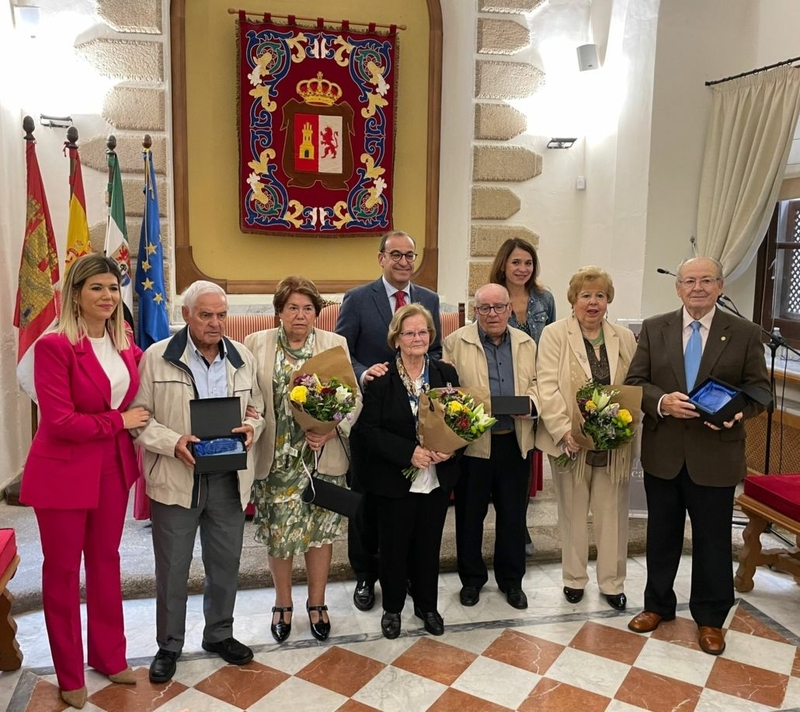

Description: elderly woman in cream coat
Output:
[536,266,637,611]
[245,276,360,644]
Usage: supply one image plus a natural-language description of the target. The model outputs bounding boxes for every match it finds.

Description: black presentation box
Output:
[491,396,533,416]
[687,377,748,428]
[190,397,247,474]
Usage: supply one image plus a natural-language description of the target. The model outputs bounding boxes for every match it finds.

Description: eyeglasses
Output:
[399,330,430,339]
[678,278,719,288]
[475,303,510,315]
[382,250,418,263]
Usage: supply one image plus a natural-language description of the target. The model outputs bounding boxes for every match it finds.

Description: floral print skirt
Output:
[251,471,345,558]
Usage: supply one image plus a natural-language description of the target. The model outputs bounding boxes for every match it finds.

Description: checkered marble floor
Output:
[4,555,800,711]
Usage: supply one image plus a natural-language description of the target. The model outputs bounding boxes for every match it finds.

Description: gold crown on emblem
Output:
[296,71,343,106]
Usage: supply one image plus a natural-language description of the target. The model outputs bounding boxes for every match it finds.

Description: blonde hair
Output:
[387,303,436,350]
[566,266,615,305]
[57,254,129,349]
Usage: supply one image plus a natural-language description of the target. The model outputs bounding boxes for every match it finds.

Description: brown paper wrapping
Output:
[289,346,358,435]
[418,385,492,453]
[571,384,643,451]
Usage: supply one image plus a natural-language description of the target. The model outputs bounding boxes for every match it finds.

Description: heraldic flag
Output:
[135,147,169,349]
[104,151,132,311]
[14,136,61,402]
[64,138,92,277]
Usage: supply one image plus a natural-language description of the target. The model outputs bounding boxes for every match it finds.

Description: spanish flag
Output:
[63,137,91,277]
[14,131,61,402]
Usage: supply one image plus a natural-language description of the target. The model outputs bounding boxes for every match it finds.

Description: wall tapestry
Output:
[238,13,398,237]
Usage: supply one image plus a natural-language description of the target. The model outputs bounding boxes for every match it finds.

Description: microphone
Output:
[656,267,677,277]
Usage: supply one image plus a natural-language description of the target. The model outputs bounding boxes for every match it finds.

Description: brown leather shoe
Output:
[628,611,669,633]
[698,626,726,655]
[60,686,87,709]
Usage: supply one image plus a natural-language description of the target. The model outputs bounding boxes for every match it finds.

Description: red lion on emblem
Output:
[320,126,338,158]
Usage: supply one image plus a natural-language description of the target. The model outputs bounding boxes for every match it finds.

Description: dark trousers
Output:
[347,473,380,584]
[643,466,735,628]
[372,487,450,613]
[150,472,245,652]
[455,434,530,590]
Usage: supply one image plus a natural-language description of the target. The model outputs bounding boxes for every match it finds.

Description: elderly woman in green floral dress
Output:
[245,276,360,643]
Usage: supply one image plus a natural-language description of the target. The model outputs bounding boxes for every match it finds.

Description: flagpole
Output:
[106,134,116,207]
[22,116,40,439]
[65,126,78,195]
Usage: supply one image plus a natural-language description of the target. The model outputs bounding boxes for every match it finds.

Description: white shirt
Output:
[381,276,409,313]
[88,332,129,409]
[682,306,715,352]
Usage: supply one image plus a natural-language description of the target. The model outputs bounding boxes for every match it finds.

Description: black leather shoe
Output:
[307,601,331,641]
[459,586,480,606]
[563,586,584,604]
[149,649,179,683]
[353,580,375,611]
[380,611,401,639]
[201,637,254,665]
[503,587,528,610]
[414,607,444,636]
[270,605,293,643]
[605,593,627,611]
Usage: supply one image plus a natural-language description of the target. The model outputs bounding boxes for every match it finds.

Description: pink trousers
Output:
[34,453,130,691]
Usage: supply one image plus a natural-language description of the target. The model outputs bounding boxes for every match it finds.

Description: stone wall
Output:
[75,0,172,308]
[470,0,546,299]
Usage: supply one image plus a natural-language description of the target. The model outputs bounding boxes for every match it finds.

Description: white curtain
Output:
[0,3,33,485]
[696,65,800,281]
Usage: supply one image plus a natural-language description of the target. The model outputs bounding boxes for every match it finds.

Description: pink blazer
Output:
[21,331,143,509]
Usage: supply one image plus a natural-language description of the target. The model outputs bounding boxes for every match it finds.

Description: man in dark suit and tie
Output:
[336,230,442,610]
[625,257,769,655]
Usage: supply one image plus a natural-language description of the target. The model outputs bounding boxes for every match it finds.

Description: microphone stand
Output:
[714,297,800,473]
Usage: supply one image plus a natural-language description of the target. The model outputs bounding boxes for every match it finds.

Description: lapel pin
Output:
[721,336,727,341]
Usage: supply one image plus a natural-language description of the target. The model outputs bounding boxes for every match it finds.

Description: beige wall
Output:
[184,0,432,282]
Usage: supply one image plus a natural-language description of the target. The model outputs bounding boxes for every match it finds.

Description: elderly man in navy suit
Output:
[336,230,442,611]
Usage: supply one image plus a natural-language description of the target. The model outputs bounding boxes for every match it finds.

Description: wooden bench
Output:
[735,474,800,592]
[224,302,466,344]
[0,528,22,671]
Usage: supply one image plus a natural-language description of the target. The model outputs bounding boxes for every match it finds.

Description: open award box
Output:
[687,377,771,428]
[190,397,247,474]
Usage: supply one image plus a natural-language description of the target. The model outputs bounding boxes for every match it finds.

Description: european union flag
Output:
[135,147,170,350]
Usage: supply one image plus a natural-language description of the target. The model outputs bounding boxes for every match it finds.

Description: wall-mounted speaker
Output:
[577,44,600,71]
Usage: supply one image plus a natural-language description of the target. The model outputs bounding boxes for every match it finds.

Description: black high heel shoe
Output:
[271,605,293,643]
[306,601,331,641]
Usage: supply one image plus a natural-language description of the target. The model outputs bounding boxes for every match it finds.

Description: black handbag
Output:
[301,432,361,518]
[301,474,362,518]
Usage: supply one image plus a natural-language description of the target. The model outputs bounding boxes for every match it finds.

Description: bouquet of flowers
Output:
[403,384,496,480]
[555,381,641,466]
[288,346,359,434]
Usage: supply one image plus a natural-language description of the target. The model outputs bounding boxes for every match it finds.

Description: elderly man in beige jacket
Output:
[443,283,539,610]
[132,280,264,684]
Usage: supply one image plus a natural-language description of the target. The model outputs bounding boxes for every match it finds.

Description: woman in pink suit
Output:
[21,254,150,709]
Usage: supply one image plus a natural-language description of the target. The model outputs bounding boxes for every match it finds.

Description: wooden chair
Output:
[0,528,22,671]
[735,474,800,592]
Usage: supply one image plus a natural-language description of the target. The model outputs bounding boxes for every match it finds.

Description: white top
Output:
[682,306,715,352]
[88,332,129,409]
[408,374,440,495]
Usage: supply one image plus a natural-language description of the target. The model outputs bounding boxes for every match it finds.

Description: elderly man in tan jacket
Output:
[443,283,539,610]
[132,280,264,684]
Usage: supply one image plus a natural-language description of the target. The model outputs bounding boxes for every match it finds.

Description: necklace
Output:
[586,331,605,347]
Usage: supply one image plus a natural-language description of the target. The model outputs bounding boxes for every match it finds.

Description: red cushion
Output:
[0,529,17,575]
[743,475,800,521]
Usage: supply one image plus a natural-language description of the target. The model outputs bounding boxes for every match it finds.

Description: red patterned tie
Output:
[394,291,407,312]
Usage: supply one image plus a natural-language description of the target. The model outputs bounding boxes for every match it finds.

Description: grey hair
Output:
[676,257,724,282]
[474,283,510,305]
[181,280,227,311]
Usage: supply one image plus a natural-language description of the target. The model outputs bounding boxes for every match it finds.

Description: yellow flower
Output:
[618,409,632,424]
[585,400,597,412]
[447,401,464,415]
[290,385,308,404]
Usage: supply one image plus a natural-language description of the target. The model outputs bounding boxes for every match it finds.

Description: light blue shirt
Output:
[187,333,228,399]
[381,275,408,312]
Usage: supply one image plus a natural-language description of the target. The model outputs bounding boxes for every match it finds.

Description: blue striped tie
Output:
[684,321,702,391]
